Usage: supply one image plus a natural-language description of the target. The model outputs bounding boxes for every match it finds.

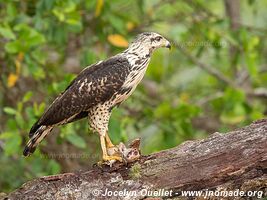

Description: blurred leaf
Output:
[224,88,245,103]
[245,52,258,76]
[33,102,46,116]
[63,1,76,13]
[15,59,21,74]
[108,15,126,34]
[126,21,135,31]
[47,160,61,174]
[38,102,46,114]
[107,34,128,48]
[247,36,259,51]
[17,101,23,113]
[66,133,86,149]
[0,131,22,156]
[155,102,172,119]
[31,49,46,65]
[33,67,46,79]
[52,8,65,21]
[6,3,17,21]
[5,41,20,53]
[0,25,16,39]
[3,107,17,115]
[95,0,104,17]
[7,73,18,88]
[15,113,24,128]
[221,114,245,125]
[14,23,46,47]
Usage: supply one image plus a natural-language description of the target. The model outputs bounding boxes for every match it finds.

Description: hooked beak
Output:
[165,40,171,49]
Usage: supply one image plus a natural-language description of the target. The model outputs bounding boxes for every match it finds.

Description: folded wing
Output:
[29,56,131,137]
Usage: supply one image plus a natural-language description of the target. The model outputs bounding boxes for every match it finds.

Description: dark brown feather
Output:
[33,56,131,129]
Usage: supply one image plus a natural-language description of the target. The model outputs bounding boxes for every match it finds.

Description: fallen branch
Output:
[7,119,267,200]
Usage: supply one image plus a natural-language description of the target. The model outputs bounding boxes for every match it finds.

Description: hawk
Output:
[23,32,171,163]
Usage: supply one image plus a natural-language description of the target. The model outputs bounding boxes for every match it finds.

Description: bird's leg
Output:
[100,135,123,162]
[105,133,115,148]
[105,132,130,161]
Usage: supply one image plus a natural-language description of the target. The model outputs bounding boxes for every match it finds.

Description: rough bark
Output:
[6,119,267,200]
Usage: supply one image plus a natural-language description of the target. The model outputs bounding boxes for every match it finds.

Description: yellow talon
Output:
[102,155,123,162]
[99,135,124,165]
[105,133,115,148]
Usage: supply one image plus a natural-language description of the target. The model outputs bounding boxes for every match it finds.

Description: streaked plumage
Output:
[23,32,171,162]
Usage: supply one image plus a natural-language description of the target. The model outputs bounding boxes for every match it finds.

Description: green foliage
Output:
[0,0,266,193]
[60,124,87,149]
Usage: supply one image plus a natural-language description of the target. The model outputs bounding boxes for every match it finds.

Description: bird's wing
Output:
[33,56,131,130]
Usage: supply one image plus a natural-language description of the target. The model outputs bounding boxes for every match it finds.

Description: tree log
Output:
[7,119,267,200]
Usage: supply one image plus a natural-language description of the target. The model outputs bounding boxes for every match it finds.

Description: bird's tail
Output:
[23,125,52,156]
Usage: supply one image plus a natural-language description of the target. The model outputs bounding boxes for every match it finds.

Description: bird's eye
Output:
[155,36,162,41]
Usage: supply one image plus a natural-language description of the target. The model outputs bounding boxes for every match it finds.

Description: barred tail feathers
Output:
[23,125,52,156]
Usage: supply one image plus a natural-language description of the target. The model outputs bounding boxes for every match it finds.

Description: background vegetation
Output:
[0,0,266,192]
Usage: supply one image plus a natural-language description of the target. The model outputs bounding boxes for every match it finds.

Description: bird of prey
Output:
[23,32,171,163]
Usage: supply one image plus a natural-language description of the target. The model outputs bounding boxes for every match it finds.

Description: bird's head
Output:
[127,32,171,56]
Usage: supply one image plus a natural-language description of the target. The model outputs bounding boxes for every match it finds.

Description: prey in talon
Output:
[102,138,141,166]
[23,32,171,166]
